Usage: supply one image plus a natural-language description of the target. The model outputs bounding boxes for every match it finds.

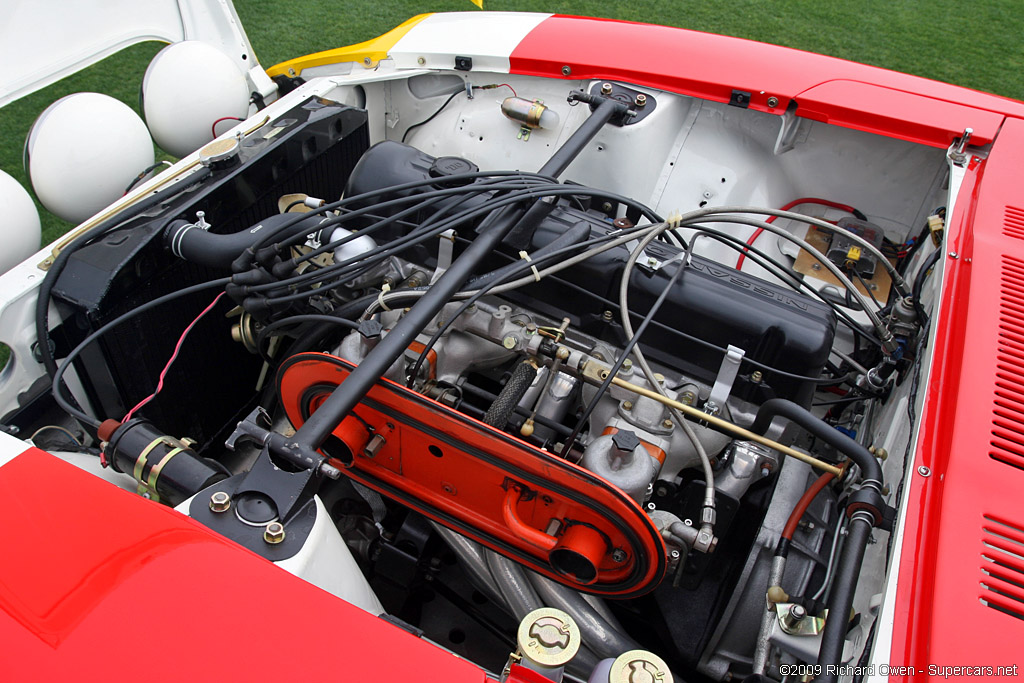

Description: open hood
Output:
[0,0,257,108]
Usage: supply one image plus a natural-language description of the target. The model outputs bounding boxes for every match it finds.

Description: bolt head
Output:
[417,56,426,65]
[612,548,628,563]
[662,419,674,429]
[917,465,931,477]
[622,400,634,411]
[634,93,647,108]
[363,57,372,66]
[767,96,779,107]
[209,491,231,513]
[264,522,286,544]
[502,335,518,350]
[601,82,613,95]
[561,65,571,76]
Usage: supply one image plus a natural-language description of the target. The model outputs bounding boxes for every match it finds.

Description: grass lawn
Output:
[1,0,1023,247]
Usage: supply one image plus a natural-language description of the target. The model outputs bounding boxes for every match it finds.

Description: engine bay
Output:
[1,73,954,682]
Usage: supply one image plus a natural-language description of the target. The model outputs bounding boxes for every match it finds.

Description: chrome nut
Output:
[209,491,231,513]
[264,521,286,544]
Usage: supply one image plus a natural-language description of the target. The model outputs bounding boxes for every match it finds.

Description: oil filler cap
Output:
[429,156,478,186]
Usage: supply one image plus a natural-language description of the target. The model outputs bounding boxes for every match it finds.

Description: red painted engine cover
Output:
[277,353,666,597]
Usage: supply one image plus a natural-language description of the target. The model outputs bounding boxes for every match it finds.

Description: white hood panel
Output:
[0,0,256,108]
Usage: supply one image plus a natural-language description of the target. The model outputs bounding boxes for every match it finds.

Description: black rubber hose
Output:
[289,96,628,453]
[166,212,325,270]
[483,360,538,428]
[910,247,942,327]
[748,398,882,485]
[815,513,874,682]
[750,399,884,680]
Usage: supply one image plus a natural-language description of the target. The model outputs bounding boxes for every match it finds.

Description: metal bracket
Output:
[773,106,808,155]
[705,345,745,415]
[947,127,973,166]
[227,406,341,480]
[430,229,457,284]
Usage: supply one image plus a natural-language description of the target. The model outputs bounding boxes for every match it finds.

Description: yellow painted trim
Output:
[266,14,433,78]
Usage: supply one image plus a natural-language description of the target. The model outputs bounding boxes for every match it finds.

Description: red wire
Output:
[496,83,517,97]
[211,116,245,137]
[735,198,858,270]
[781,471,836,541]
[122,292,226,421]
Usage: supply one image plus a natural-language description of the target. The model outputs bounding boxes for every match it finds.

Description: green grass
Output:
[1,0,1022,248]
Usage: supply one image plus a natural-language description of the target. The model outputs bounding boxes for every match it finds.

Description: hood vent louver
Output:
[1004,206,1024,241]
[990,256,1024,472]
[981,514,1024,621]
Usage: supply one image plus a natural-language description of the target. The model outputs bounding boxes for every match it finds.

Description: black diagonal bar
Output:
[284,96,627,457]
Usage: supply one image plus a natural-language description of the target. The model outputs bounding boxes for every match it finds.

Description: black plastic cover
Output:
[523,208,836,405]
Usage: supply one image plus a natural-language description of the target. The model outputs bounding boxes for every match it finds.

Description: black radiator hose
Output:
[815,511,874,682]
[483,360,538,428]
[749,398,882,485]
[748,398,885,681]
[165,212,324,270]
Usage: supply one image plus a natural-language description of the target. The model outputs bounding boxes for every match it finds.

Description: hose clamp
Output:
[845,485,886,526]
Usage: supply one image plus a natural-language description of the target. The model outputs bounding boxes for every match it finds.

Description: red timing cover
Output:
[0,447,492,682]
[277,353,667,598]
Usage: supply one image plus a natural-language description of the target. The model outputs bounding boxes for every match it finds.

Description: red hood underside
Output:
[0,447,487,682]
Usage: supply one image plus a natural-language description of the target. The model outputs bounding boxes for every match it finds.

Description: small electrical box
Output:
[826,216,885,278]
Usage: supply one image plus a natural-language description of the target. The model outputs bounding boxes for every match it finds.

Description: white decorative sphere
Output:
[25,93,154,224]
[142,41,250,158]
[0,170,41,273]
